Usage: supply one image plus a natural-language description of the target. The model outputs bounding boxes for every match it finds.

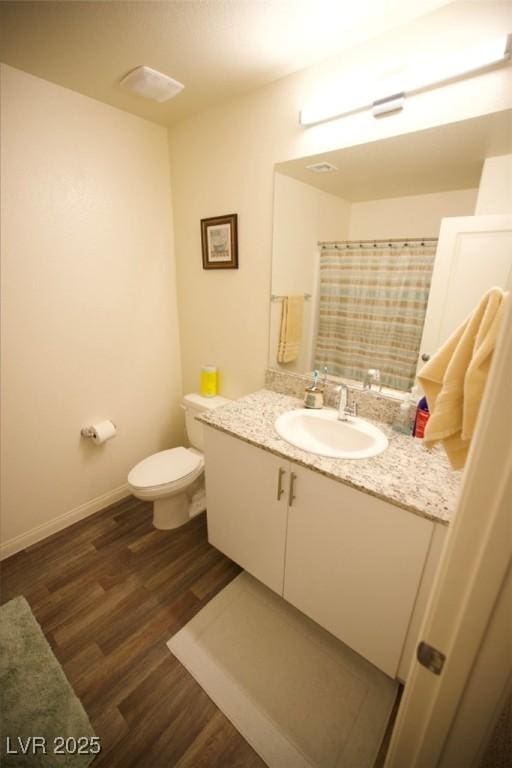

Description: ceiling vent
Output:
[306,162,338,173]
[120,66,184,103]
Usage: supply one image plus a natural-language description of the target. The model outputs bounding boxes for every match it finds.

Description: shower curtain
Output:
[314,240,437,391]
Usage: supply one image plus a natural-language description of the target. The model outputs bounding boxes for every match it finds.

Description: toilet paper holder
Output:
[80,421,117,439]
[81,426,98,438]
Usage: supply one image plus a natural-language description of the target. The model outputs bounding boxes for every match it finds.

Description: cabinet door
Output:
[204,427,289,595]
[284,464,433,677]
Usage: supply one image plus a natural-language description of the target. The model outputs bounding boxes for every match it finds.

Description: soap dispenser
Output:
[304,370,324,409]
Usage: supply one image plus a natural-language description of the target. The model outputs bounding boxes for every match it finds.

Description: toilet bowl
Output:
[127,394,230,530]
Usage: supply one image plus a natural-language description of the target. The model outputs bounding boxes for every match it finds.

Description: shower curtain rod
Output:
[318,237,438,248]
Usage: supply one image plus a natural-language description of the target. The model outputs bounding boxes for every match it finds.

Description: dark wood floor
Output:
[1,496,398,767]
[0,497,265,767]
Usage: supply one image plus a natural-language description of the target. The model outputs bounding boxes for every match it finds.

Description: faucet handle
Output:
[364,368,381,391]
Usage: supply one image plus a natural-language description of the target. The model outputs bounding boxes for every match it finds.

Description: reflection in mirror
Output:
[269,111,512,394]
[314,238,437,391]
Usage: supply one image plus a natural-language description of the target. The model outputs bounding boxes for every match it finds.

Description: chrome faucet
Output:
[336,385,357,421]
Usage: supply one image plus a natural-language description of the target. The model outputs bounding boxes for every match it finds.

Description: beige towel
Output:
[277,295,304,363]
[417,287,506,469]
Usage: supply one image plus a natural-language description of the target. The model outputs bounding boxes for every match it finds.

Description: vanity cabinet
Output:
[283,464,433,677]
[204,427,289,594]
[204,426,438,678]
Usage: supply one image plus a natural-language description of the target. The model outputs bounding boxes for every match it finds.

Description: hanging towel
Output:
[277,295,304,363]
[417,287,506,469]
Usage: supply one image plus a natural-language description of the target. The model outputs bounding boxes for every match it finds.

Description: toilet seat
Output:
[128,447,204,500]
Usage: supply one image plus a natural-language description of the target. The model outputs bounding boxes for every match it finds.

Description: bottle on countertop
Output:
[304,369,324,409]
[413,396,430,438]
[392,390,416,434]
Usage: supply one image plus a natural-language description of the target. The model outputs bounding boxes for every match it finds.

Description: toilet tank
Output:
[182,393,231,451]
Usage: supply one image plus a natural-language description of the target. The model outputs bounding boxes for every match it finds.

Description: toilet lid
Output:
[128,447,202,490]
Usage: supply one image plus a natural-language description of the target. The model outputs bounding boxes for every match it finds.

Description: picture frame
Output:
[201,213,238,270]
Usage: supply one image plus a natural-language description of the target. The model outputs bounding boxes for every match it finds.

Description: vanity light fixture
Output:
[372,93,405,117]
[299,34,511,126]
[120,65,184,102]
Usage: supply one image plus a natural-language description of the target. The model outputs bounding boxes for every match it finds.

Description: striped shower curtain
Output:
[314,241,437,391]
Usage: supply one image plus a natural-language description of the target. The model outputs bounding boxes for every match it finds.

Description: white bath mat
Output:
[167,571,398,768]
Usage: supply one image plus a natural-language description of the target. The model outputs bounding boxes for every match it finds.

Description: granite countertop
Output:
[198,389,462,525]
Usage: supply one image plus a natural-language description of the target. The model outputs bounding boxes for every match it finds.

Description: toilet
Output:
[127,393,230,530]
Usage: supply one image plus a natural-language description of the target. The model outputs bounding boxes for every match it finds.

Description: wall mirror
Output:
[268,110,512,396]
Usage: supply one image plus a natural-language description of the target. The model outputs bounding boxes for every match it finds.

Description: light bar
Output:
[299,34,511,126]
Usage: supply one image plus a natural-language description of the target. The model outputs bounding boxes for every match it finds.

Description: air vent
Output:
[120,66,184,103]
[306,162,338,173]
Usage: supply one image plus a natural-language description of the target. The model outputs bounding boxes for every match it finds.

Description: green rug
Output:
[0,596,97,767]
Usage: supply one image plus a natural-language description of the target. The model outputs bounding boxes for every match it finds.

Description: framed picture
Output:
[201,214,238,270]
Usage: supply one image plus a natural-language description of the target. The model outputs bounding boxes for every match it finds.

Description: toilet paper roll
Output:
[91,420,116,445]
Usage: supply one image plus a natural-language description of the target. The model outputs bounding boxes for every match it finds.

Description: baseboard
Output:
[0,484,131,561]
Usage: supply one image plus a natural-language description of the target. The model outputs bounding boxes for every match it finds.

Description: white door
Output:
[419,214,512,367]
[385,294,512,767]
[204,426,289,594]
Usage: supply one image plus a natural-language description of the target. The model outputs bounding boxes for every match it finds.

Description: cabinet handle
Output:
[276,467,286,500]
[288,472,297,506]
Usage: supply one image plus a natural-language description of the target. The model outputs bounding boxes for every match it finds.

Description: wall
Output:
[348,188,478,239]
[168,1,512,398]
[0,65,183,556]
[270,173,350,371]
[475,154,512,214]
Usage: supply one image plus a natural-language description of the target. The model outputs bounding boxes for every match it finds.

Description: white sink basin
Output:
[274,408,388,459]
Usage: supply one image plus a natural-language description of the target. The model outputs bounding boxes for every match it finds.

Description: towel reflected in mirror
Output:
[277,295,304,364]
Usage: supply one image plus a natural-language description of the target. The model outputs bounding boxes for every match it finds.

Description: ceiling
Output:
[276,110,512,201]
[0,0,450,126]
